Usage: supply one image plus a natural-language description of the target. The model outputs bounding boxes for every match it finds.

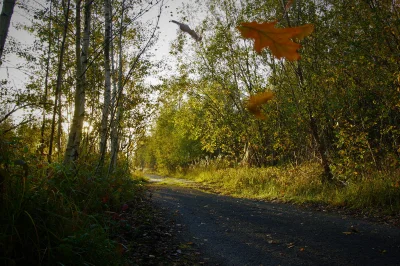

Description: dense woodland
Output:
[0,0,399,264]
[137,0,400,180]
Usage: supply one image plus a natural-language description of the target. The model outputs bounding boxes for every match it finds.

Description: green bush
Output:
[0,138,145,265]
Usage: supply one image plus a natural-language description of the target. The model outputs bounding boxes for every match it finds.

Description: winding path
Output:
[148,174,400,265]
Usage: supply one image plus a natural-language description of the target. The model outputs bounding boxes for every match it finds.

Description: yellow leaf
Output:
[246,91,274,119]
[237,21,314,61]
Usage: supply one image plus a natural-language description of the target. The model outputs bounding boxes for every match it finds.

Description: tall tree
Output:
[48,0,71,163]
[98,0,112,171]
[64,0,93,165]
[39,1,53,156]
[108,0,164,173]
[0,0,16,64]
[109,0,126,173]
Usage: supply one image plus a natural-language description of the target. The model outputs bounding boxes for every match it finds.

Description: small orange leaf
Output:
[246,91,274,119]
[237,21,314,60]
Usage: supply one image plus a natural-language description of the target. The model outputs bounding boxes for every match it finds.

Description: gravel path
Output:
[149,174,400,266]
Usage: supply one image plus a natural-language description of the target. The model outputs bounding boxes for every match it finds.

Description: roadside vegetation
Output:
[177,162,400,217]
[0,133,199,265]
[0,130,148,265]
[135,0,400,218]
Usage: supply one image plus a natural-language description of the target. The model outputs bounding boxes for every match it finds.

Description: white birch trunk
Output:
[64,0,92,165]
[98,0,112,170]
[109,0,125,173]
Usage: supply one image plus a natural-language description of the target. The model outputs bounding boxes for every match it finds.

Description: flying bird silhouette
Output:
[170,20,202,42]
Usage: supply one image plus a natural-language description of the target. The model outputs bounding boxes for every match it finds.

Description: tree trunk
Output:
[0,0,16,64]
[98,0,112,172]
[307,107,334,182]
[57,75,62,158]
[64,0,92,165]
[48,0,70,164]
[282,0,334,182]
[108,0,125,174]
[40,2,52,157]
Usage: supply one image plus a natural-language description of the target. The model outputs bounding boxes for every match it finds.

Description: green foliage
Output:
[136,84,206,174]
[0,133,145,265]
[134,0,400,216]
[137,0,400,183]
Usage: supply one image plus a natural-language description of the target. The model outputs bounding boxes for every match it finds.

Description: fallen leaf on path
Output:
[287,242,295,248]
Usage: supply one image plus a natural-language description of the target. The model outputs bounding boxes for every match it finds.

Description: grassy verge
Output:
[175,162,400,217]
[0,154,149,265]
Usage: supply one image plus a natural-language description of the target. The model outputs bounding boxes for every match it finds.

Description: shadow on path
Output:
[150,175,400,266]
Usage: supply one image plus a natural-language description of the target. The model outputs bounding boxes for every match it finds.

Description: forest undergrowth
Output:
[0,136,183,265]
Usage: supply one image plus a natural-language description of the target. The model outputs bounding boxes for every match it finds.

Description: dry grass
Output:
[180,162,400,215]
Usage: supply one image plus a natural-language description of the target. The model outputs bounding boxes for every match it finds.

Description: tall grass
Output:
[0,146,146,265]
[181,162,400,215]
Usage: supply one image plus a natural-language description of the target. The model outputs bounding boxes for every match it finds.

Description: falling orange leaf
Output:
[237,21,314,60]
[246,91,274,119]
